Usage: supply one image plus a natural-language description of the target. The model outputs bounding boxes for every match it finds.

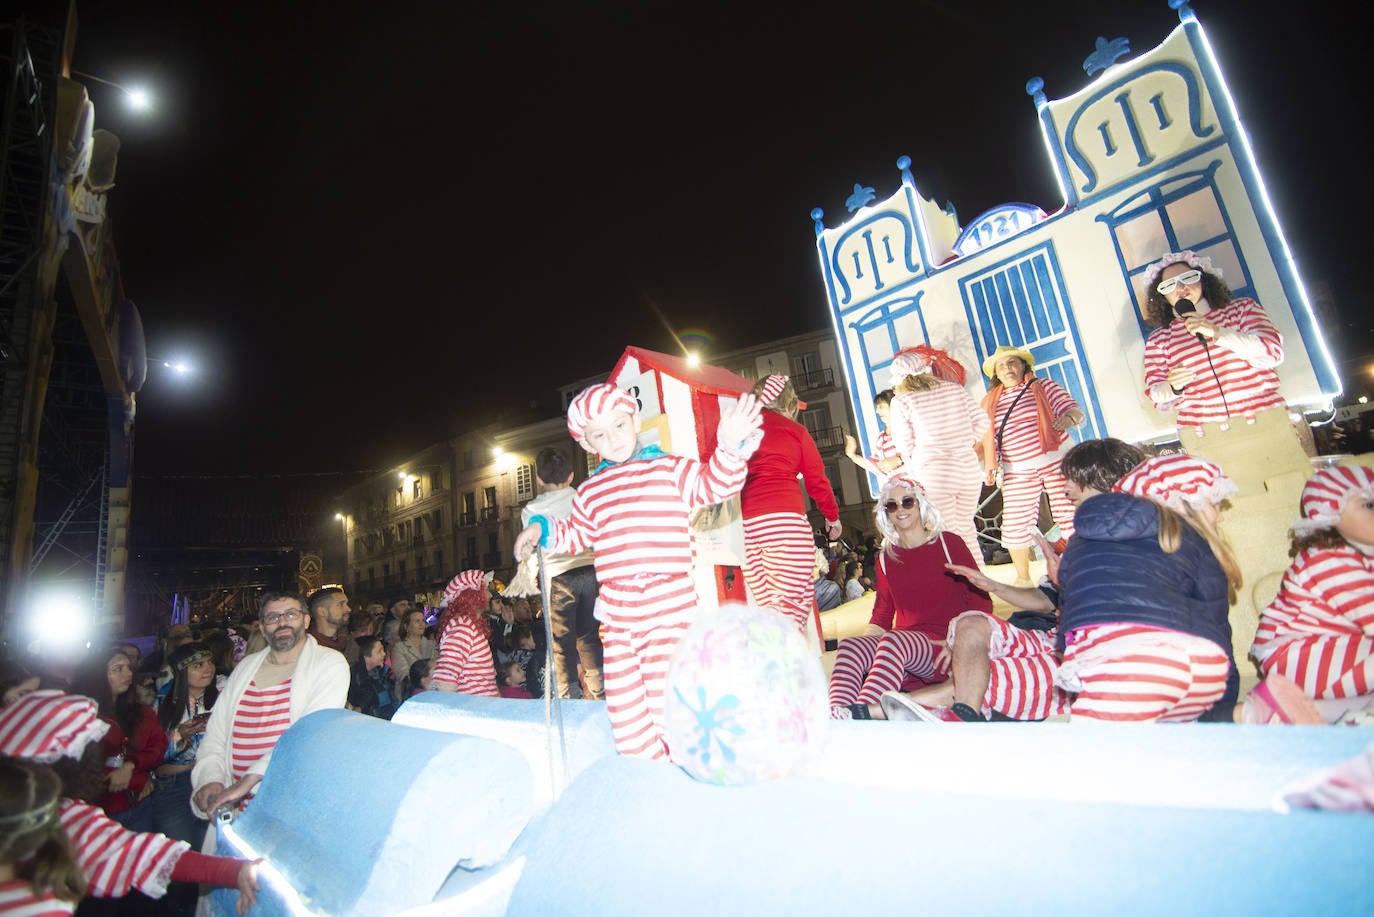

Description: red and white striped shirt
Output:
[58,800,186,899]
[1143,297,1285,426]
[991,378,1077,466]
[870,429,900,462]
[0,880,74,916]
[550,450,749,584]
[1252,545,1374,662]
[229,681,293,782]
[432,617,499,696]
[888,382,989,466]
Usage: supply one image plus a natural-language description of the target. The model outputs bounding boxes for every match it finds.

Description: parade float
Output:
[199,5,1371,915]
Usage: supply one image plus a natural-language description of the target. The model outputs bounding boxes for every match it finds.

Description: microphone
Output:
[1174,298,1208,347]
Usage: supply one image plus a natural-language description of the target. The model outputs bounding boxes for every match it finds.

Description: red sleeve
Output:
[945,535,993,613]
[869,552,895,630]
[170,850,248,888]
[797,424,840,520]
[128,706,169,794]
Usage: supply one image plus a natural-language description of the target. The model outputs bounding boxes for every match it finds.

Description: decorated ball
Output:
[664,602,829,785]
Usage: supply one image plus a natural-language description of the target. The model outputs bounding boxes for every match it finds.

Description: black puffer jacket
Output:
[1058,492,1237,707]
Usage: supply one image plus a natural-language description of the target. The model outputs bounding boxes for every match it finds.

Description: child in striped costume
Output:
[513,383,763,761]
[0,757,83,916]
[1252,464,1374,722]
[1056,455,1244,722]
[431,570,501,697]
[886,349,989,563]
[0,691,259,912]
[740,374,842,641]
[844,389,902,480]
[978,344,1084,587]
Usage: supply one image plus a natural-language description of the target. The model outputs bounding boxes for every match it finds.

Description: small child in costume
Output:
[0,757,85,916]
[431,571,500,697]
[0,691,258,912]
[513,383,763,760]
[1252,464,1374,722]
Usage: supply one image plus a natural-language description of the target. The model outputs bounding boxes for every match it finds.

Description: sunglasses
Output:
[1156,269,1202,295]
[883,496,918,514]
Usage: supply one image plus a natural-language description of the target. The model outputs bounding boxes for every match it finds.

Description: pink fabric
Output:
[59,800,187,899]
[1059,623,1229,722]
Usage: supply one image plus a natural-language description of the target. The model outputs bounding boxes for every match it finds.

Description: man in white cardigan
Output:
[191,591,348,818]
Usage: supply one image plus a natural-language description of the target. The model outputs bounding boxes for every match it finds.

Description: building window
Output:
[461,446,474,471]
[481,486,499,522]
[515,463,535,502]
[413,478,422,499]
[433,549,443,575]
[394,483,404,505]
[398,559,406,582]
[462,492,476,526]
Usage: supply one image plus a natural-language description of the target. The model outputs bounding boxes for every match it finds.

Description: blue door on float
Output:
[959,241,1106,441]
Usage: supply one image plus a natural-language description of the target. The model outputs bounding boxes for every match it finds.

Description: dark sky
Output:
[40,0,1371,475]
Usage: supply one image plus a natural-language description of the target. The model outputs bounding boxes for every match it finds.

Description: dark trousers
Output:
[548,564,604,699]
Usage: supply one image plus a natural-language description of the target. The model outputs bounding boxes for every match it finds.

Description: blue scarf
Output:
[594,443,666,476]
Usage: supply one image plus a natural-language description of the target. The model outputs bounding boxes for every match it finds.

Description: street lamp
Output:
[71,70,153,112]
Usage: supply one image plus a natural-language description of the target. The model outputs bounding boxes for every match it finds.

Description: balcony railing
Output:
[460,511,477,526]
[809,425,846,452]
[792,367,835,391]
[480,505,500,523]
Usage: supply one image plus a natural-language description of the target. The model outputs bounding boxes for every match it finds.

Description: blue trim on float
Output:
[1179,11,1340,398]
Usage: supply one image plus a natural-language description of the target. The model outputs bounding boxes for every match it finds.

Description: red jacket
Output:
[740,410,840,521]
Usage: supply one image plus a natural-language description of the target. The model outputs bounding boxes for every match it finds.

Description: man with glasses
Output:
[191,591,348,820]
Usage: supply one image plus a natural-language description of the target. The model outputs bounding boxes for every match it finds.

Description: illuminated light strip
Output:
[219,822,317,917]
[1187,14,1341,403]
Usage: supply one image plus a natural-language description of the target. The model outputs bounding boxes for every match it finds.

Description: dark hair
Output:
[1142,264,1234,328]
[500,661,525,686]
[535,446,573,487]
[1290,528,1347,557]
[1060,438,1148,495]
[307,586,345,614]
[0,658,38,707]
[49,742,103,806]
[0,757,86,900]
[157,642,220,732]
[402,658,432,698]
[874,388,895,408]
[397,606,426,641]
[356,635,383,660]
[258,590,305,615]
[70,647,140,738]
[202,632,236,676]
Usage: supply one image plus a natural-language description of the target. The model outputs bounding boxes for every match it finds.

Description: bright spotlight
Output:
[124,87,152,110]
[397,472,407,480]
[26,589,93,653]
[686,352,701,368]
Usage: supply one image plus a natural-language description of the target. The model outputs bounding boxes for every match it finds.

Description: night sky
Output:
[35,0,1371,476]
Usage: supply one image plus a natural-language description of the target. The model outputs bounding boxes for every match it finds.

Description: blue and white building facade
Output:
[815,2,1338,488]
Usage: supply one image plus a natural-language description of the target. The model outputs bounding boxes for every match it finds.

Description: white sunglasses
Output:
[1156,269,1202,295]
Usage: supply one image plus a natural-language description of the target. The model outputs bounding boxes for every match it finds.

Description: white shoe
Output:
[880,691,945,723]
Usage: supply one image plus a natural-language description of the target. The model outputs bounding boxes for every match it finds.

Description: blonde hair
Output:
[751,376,799,419]
[1155,504,1242,604]
[894,374,941,395]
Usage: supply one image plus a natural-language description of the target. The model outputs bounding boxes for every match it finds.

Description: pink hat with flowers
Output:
[566,384,639,444]
[1293,464,1374,537]
[1141,250,1221,293]
[1113,453,1237,512]
[0,690,109,764]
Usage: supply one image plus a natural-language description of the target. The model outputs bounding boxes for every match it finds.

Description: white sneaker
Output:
[880,692,946,723]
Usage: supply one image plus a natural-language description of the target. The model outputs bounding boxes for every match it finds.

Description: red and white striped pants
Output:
[1057,623,1229,722]
[1260,634,1373,700]
[828,631,944,706]
[999,464,1076,548]
[597,574,697,761]
[947,611,1068,720]
[913,457,984,563]
[743,512,818,636]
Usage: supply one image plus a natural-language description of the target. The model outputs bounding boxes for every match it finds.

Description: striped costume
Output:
[60,800,185,898]
[828,534,990,707]
[1058,623,1230,722]
[1253,545,1374,700]
[541,447,750,760]
[947,611,1069,720]
[0,880,73,916]
[433,616,500,697]
[740,410,840,635]
[986,378,1079,548]
[1143,297,1285,431]
[888,381,989,561]
[228,680,293,783]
